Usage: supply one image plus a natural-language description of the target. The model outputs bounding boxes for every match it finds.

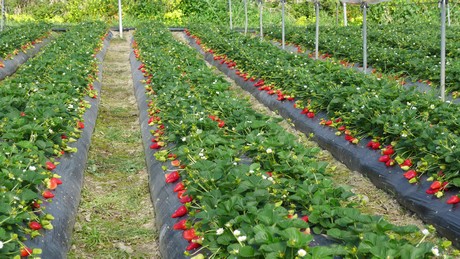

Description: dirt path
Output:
[68,31,160,258]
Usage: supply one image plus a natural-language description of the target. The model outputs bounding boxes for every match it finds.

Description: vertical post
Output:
[362,2,367,74]
[440,0,446,101]
[1,0,4,31]
[259,0,263,39]
[281,0,285,49]
[229,0,233,30]
[315,1,319,60]
[118,0,123,38]
[343,2,347,26]
[244,0,248,34]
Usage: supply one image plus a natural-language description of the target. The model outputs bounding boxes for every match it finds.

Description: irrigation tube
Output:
[229,0,233,30]
[259,0,263,39]
[440,0,446,101]
[315,1,319,60]
[281,0,285,49]
[343,2,347,26]
[118,0,123,38]
[362,2,368,74]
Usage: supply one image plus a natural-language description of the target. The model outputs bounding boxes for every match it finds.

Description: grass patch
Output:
[68,32,159,258]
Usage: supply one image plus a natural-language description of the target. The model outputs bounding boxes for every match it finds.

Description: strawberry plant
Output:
[0,22,108,258]
[0,23,51,65]
[187,24,460,205]
[264,24,460,91]
[133,23,446,258]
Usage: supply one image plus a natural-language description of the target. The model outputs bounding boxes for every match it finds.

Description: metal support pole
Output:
[118,0,123,38]
[244,0,248,34]
[1,0,4,32]
[343,2,347,26]
[282,0,285,49]
[440,0,446,101]
[315,1,319,60]
[259,0,263,39]
[229,0,233,30]
[362,3,367,74]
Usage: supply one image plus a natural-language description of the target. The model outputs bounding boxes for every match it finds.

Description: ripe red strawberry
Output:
[173,219,188,230]
[385,159,395,167]
[426,188,438,195]
[382,148,394,155]
[77,121,85,129]
[447,195,460,204]
[183,228,197,241]
[42,190,55,199]
[29,221,42,230]
[266,172,273,177]
[150,142,162,149]
[338,125,346,131]
[379,155,390,163]
[301,215,309,223]
[218,121,225,128]
[61,134,68,139]
[306,112,315,118]
[300,108,309,114]
[46,161,56,171]
[335,118,342,123]
[344,135,354,141]
[371,142,380,150]
[168,153,178,160]
[403,170,417,180]
[180,195,193,204]
[430,181,442,190]
[186,241,201,251]
[165,171,180,183]
[173,182,185,192]
[20,112,26,117]
[171,205,188,218]
[20,247,33,257]
[324,120,333,126]
[177,190,186,199]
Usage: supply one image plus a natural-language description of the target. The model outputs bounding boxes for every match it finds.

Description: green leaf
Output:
[239,246,255,257]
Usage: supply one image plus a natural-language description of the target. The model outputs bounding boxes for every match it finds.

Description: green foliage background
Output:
[2,0,458,26]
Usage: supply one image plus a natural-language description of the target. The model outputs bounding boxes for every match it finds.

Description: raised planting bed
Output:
[184,25,460,249]
[0,22,109,258]
[0,23,52,80]
[264,24,460,92]
[130,22,445,258]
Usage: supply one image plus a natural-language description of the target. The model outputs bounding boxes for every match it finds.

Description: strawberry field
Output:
[1,1,460,258]
[264,24,460,92]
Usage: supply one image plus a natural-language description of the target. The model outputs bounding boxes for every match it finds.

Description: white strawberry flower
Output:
[237,236,247,242]
[233,229,241,236]
[29,166,36,171]
[297,249,307,257]
[431,246,439,256]
[0,241,3,249]
[422,229,430,236]
[216,228,224,235]
[266,148,273,154]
